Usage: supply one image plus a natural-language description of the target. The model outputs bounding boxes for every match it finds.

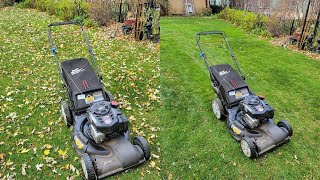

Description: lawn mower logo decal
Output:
[102,115,112,125]
[231,124,241,135]
[71,68,85,75]
[219,70,230,76]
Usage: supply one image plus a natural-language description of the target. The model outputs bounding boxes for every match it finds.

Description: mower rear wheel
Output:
[277,120,293,136]
[240,137,258,158]
[80,154,96,180]
[212,98,225,120]
[105,90,114,102]
[61,101,73,127]
[133,136,150,160]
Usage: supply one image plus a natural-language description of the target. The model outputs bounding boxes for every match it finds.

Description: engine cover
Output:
[87,101,128,138]
[240,95,274,120]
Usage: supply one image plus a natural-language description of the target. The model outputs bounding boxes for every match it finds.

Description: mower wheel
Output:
[240,137,258,158]
[212,98,225,120]
[133,136,150,160]
[61,101,73,127]
[105,90,114,102]
[277,120,293,136]
[80,154,96,180]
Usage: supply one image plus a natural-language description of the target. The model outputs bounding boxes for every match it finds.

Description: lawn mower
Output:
[196,31,293,158]
[47,21,150,179]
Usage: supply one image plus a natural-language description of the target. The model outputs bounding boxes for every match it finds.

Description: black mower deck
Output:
[61,58,105,111]
[209,64,250,106]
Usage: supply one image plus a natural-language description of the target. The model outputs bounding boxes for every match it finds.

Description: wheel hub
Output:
[61,103,67,125]
[212,100,221,119]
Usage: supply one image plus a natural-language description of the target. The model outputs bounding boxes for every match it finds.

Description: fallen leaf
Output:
[44,149,50,156]
[129,115,136,121]
[168,173,173,180]
[20,148,30,154]
[22,164,27,175]
[58,149,67,159]
[36,163,44,171]
[45,144,53,149]
[150,161,156,168]
[0,153,4,160]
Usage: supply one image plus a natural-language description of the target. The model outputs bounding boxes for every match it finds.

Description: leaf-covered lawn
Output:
[0,7,160,179]
[161,17,320,179]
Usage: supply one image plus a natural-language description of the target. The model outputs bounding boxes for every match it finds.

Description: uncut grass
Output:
[161,17,320,179]
[0,7,160,179]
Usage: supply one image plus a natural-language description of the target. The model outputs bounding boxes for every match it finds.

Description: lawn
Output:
[160,17,320,179]
[0,7,160,179]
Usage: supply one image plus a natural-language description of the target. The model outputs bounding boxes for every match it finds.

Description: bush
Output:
[16,0,35,8]
[18,0,88,21]
[88,1,116,26]
[0,0,14,7]
[56,0,77,20]
[216,8,268,36]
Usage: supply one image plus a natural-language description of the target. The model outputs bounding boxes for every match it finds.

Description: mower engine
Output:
[239,95,274,129]
[87,101,128,144]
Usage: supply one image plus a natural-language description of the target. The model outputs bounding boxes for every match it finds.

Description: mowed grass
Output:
[160,17,320,179]
[0,7,160,179]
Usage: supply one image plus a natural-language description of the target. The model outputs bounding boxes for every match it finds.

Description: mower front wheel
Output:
[277,120,293,136]
[133,136,150,160]
[61,101,73,127]
[240,137,258,158]
[212,98,225,120]
[80,154,97,180]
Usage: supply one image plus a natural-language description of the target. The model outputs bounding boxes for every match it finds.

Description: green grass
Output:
[160,17,320,179]
[0,7,160,179]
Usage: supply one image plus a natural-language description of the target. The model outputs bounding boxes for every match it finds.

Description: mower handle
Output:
[47,21,102,82]
[196,31,245,80]
[47,21,82,27]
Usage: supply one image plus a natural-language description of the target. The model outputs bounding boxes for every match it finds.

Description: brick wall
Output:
[168,0,209,15]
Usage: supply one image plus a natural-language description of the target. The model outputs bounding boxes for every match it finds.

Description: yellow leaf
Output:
[0,153,4,160]
[20,148,30,154]
[43,149,50,155]
[150,161,155,168]
[58,149,67,159]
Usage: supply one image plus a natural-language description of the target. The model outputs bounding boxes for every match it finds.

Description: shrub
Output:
[17,0,35,8]
[201,7,212,16]
[216,8,268,36]
[0,0,14,7]
[56,0,81,21]
[88,1,116,26]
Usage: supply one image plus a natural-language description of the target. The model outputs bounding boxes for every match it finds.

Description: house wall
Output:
[168,0,209,15]
[168,0,184,15]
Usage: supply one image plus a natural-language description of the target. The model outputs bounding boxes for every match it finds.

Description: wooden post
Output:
[298,0,311,49]
[118,0,123,22]
[312,5,320,39]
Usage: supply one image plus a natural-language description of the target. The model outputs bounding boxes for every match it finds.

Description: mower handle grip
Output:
[47,21,82,28]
